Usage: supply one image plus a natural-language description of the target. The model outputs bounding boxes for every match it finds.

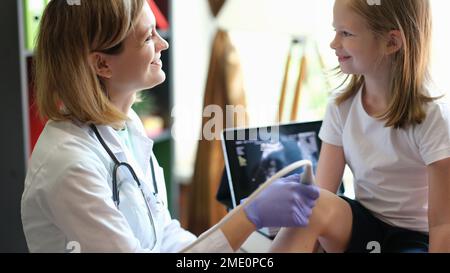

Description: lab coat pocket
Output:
[130,205,157,249]
[117,181,156,248]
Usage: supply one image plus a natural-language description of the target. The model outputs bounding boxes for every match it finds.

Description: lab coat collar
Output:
[86,111,154,155]
[93,125,124,155]
[88,111,155,182]
[125,112,155,173]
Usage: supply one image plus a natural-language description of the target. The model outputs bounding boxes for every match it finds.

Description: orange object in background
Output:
[148,0,169,30]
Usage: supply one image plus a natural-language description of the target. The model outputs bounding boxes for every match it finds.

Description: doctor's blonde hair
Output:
[335,0,435,129]
[35,0,145,126]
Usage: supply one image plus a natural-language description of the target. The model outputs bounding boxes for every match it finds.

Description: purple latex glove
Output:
[243,173,320,229]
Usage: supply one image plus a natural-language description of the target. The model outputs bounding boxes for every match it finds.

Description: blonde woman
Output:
[21,0,320,252]
[271,0,450,253]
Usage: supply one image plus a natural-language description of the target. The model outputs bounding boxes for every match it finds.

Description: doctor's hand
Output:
[243,174,320,229]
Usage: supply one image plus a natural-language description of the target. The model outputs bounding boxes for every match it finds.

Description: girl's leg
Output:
[270,189,353,253]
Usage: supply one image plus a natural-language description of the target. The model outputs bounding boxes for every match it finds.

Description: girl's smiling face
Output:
[330,0,384,76]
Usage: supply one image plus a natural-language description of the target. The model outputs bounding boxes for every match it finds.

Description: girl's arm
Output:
[428,157,450,252]
[316,143,346,193]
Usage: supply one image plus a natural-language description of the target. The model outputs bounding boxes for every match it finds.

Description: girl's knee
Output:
[309,190,349,235]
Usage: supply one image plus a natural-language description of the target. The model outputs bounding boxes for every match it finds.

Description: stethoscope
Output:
[90,124,160,249]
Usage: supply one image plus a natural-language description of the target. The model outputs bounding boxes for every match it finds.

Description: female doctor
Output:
[21,0,320,253]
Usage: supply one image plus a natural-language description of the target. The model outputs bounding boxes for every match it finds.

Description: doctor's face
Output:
[105,2,169,94]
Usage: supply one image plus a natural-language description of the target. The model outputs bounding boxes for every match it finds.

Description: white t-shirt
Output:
[319,87,450,233]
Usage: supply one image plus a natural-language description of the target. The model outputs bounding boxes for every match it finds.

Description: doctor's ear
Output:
[88,52,113,79]
[385,30,403,55]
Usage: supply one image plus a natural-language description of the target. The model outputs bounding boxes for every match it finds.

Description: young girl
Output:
[20,0,319,252]
[270,0,450,253]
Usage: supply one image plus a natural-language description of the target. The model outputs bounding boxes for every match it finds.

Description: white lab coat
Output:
[21,109,233,253]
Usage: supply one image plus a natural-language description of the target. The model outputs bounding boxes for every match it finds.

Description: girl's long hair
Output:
[335,0,435,128]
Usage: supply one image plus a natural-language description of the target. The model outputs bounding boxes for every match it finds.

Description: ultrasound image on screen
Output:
[231,131,319,202]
